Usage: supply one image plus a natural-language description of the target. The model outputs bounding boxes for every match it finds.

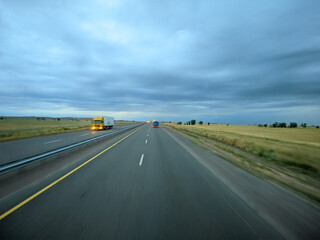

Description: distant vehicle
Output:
[91,116,114,130]
[153,120,159,128]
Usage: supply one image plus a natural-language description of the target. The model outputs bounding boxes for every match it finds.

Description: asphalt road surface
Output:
[0,124,140,165]
[0,124,319,239]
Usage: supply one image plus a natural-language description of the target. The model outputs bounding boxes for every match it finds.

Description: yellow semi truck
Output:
[91,116,114,130]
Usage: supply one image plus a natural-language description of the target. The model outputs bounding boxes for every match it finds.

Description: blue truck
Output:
[153,120,159,128]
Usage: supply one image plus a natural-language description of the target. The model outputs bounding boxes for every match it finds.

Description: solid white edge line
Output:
[81,133,89,136]
[44,139,62,144]
[139,154,144,166]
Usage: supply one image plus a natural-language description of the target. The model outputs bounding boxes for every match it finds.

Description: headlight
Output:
[99,127,103,129]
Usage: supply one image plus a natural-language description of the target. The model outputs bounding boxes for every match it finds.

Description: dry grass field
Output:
[0,117,135,142]
[165,123,320,202]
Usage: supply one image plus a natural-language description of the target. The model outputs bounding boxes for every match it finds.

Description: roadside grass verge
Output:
[0,117,136,142]
[164,123,320,203]
[115,120,138,126]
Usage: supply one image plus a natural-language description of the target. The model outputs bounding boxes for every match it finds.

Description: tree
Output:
[258,124,263,127]
[190,119,196,125]
[177,121,182,125]
[199,121,203,125]
[301,123,307,128]
[316,126,319,129]
[264,124,268,127]
[289,122,297,128]
[279,122,286,128]
[208,122,210,125]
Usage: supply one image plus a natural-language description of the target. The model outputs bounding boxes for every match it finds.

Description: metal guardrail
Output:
[0,123,143,175]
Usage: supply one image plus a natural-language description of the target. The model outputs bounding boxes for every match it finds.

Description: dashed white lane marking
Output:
[139,154,144,166]
[44,139,62,144]
[81,133,89,136]
[145,139,148,144]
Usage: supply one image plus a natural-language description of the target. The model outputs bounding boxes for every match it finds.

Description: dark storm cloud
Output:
[0,0,319,123]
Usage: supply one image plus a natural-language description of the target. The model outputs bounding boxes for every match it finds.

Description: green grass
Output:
[0,117,136,142]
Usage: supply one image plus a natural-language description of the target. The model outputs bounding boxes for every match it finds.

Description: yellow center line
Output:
[0,126,143,220]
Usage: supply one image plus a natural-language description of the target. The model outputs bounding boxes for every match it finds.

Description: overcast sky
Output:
[1,0,319,124]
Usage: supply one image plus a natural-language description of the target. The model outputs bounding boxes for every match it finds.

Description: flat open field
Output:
[0,117,135,142]
[165,123,320,202]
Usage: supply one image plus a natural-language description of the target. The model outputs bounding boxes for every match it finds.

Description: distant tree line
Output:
[257,122,319,128]
[175,120,210,126]
[184,119,196,125]
[173,120,318,129]
[36,117,62,121]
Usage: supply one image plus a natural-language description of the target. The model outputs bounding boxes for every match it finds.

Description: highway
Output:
[0,123,319,239]
[0,124,140,165]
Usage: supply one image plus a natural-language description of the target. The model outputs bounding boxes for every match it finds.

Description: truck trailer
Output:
[91,116,114,130]
[153,120,159,128]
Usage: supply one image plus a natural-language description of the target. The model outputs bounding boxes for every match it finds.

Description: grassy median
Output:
[164,123,320,203]
[0,117,135,142]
